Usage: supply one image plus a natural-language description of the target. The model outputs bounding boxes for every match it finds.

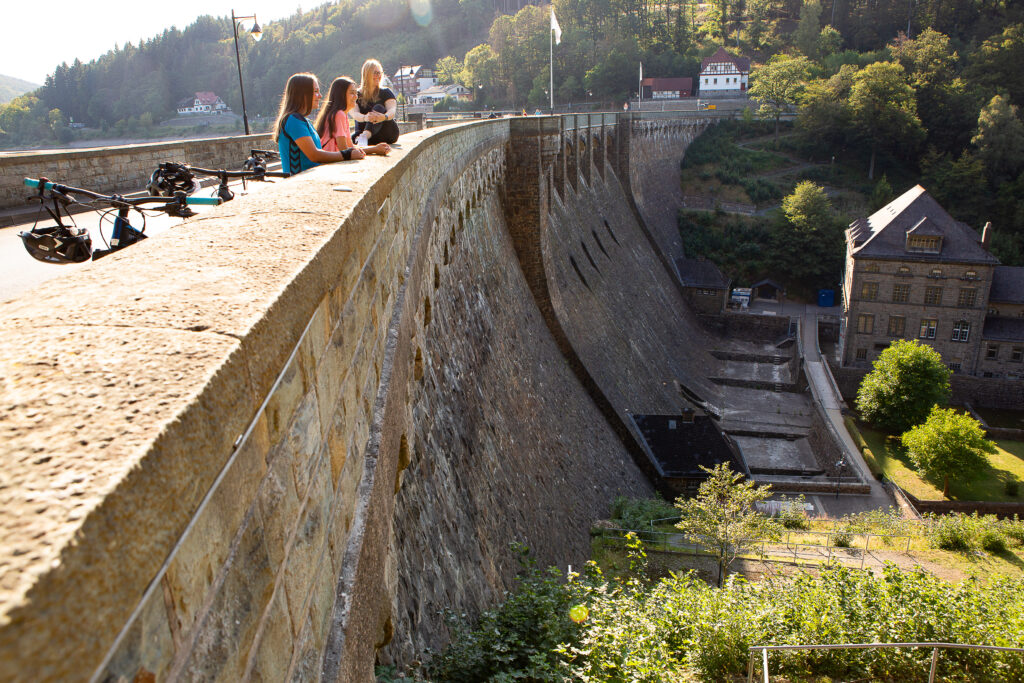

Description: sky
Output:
[1,1,306,85]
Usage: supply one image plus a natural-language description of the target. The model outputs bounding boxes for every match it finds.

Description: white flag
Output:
[551,9,562,45]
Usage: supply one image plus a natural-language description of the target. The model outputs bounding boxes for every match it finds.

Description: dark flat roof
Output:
[631,413,746,478]
[982,317,1024,342]
[990,266,1024,305]
[675,257,730,289]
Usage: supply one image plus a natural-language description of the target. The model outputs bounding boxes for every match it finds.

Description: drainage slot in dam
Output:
[569,256,590,290]
[581,241,599,272]
[603,218,620,245]
[591,229,609,258]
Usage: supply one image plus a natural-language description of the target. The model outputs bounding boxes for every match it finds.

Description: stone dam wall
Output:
[0,113,721,681]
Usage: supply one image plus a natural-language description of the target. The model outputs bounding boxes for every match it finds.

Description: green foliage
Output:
[774,180,845,287]
[776,495,810,530]
[972,94,1024,185]
[856,339,951,434]
[926,512,1008,554]
[437,560,1024,681]
[426,543,582,681]
[848,61,926,179]
[902,407,997,496]
[749,54,812,138]
[609,495,678,531]
[674,463,781,586]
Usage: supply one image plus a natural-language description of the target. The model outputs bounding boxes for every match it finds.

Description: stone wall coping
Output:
[0,133,272,162]
[0,118,505,677]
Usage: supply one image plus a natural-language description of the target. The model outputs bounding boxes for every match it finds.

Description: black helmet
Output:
[147,163,197,197]
[19,225,92,264]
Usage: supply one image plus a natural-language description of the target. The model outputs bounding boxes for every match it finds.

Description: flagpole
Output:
[550,21,554,114]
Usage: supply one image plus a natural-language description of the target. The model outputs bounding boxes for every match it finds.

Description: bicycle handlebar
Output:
[24,178,221,205]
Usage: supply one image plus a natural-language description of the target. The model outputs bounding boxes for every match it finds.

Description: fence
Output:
[747,642,1024,683]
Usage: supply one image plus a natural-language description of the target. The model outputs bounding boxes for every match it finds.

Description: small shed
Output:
[751,278,785,301]
[674,257,731,314]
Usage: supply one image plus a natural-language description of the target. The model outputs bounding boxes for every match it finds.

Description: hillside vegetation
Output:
[0,74,38,105]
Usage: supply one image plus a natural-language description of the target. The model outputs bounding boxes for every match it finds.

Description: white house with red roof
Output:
[699,47,750,97]
[176,92,232,116]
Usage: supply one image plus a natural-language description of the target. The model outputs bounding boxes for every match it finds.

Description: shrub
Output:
[1006,479,1020,498]
[776,495,811,530]
[1003,515,1024,546]
[927,513,975,550]
[979,527,1008,553]
[609,495,677,531]
[832,529,853,547]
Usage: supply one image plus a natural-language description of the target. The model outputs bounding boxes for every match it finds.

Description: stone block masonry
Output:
[0,113,716,681]
[0,135,274,210]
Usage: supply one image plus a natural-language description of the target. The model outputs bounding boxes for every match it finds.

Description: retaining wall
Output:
[1,113,714,681]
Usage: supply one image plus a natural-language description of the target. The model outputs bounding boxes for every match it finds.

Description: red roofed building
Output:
[176,92,232,116]
[641,77,693,99]
[699,47,750,97]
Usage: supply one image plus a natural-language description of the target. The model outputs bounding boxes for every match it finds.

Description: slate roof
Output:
[990,266,1024,304]
[631,414,747,478]
[700,47,751,73]
[675,257,730,289]
[982,317,1024,342]
[847,185,999,265]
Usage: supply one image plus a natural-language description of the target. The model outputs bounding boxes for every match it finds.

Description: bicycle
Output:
[19,177,221,264]
[147,149,287,204]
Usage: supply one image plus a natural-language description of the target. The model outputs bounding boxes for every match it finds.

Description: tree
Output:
[748,54,812,141]
[856,339,951,434]
[793,0,823,56]
[674,463,780,587]
[434,55,463,85]
[972,95,1024,185]
[902,406,996,497]
[774,181,844,286]
[848,61,925,179]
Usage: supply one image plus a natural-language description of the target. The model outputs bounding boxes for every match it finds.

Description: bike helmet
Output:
[19,225,93,264]
[147,163,197,197]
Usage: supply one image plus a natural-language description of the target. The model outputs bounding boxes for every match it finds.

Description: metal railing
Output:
[747,642,1024,683]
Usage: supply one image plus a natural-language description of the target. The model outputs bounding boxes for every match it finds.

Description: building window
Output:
[1012,347,1023,362]
[919,319,937,339]
[860,282,879,300]
[892,284,910,303]
[987,344,999,360]
[887,316,906,337]
[714,78,718,84]
[951,321,971,342]
[696,288,716,296]
[989,308,1000,315]
[929,268,943,278]
[957,288,977,307]
[907,235,942,252]
[924,287,943,305]
[897,266,911,276]
[857,314,875,334]
[948,362,962,372]
[856,348,868,361]
[963,270,977,280]
[864,263,880,273]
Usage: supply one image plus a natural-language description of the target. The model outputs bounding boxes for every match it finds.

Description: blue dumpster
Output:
[818,289,835,307]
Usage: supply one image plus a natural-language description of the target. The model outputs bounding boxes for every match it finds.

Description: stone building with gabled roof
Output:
[698,47,750,97]
[840,185,1024,378]
[674,256,731,313]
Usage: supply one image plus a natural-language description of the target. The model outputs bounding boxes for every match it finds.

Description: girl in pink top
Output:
[315,76,390,158]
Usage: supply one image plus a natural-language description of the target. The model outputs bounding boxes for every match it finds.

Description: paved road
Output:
[0,177,277,303]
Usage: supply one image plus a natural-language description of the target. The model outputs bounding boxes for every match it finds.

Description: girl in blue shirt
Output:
[272,73,351,175]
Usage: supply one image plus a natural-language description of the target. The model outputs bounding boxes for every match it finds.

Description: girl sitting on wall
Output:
[315,76,390,158]
[273,73,352,175]
[352,59,400,146]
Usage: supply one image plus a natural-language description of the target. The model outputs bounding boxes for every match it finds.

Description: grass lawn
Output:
[857,422,1024,502]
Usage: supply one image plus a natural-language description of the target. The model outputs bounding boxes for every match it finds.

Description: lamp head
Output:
[250,21,263,41]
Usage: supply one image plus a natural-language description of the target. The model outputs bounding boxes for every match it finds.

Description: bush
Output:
[776,495,811,530]
[1004,515,1024,546]
[1006,479,1020,498]
[927,513,975,550]
[609,495,678,531]
[980,527,1008,553]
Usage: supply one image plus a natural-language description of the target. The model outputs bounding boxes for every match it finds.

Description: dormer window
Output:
[963,270,977,280]
[907,235,942,253]
[930,268,943,278]
[864,263,880,273]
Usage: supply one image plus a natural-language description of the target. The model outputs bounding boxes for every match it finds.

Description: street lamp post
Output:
[231,10,263,135]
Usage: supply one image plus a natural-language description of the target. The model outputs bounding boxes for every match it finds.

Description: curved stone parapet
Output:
[0,112,728,681]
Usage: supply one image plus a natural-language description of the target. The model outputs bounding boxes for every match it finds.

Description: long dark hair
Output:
[315,76,356,141]
[272,73,318,142]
